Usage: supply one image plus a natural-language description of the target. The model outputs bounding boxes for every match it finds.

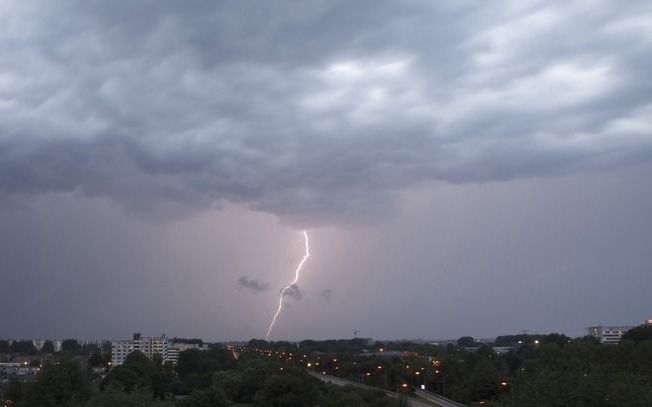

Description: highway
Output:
[415,389,467,407]
[310,371,460,407]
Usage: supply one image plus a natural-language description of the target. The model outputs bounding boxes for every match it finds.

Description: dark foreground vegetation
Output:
[2,323,651,406]
[1,344,399,407]
[246,324,652,406]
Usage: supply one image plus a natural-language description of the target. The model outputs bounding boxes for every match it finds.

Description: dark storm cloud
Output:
[237,276,269,293]
[1,0,651,224]
[283,284,302,301]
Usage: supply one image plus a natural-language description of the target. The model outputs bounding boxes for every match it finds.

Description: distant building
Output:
[587,326,633,344]
[0,362,37,377]
[111,333,178,366]
[464,346,513,354]
[359,351,418,358]
[167,341,210,364]
[492,346,513,354]
[79,339,106,347]
[111,340,134,366]
[31,340,46,351]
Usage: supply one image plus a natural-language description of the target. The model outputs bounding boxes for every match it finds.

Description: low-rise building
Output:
[587,326,633,344]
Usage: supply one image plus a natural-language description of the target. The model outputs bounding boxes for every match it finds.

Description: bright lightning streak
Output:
[265,230,310,340]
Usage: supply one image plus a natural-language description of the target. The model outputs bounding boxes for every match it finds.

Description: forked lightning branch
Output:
[265,230,311,340]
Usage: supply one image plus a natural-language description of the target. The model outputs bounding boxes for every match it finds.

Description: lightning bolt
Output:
[265,230,310,340]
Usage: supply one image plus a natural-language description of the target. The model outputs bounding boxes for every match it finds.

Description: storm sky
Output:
[1,0,651,341]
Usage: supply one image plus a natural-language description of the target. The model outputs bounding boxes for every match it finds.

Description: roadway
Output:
[310,371,462,407]
[415,389,467,407]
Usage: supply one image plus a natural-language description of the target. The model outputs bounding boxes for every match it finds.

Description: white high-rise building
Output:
[111,340,135,365]
[111,333,177,366]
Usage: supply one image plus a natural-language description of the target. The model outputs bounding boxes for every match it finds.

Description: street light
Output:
[434,370,445,395]
[377,365,387,388]
[362,371,372,384]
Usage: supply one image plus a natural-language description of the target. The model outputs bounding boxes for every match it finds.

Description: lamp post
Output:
[362,372,371,383]
[377,365,388,389]
[415,370,426,388]
[435,370,445,395]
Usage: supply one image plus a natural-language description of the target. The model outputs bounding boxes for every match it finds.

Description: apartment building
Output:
[111,333,177,366]
[587,326,633,344]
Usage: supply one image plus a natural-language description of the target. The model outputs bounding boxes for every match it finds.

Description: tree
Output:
[41,340,55,353]
[61,338,81,353]
[468,359,501,401]
[176,347,236,393]
[247,339,270,349]
[10,340,37,354]
[151,370,180,400]
[3,380,26,405]
[85,388,174,407]
[457,336,476,347]
[542,333,571,346]
[81,343,100,355]
[212,370,245,402]
[0,339,12,353]
[238,364,276,402]
[23,360,91,407]
[102,366,150,392]
[123,350,156,378]
[89,351,104,367]
[179,387,231,407]
[622,325,652,342]
[253,369,322,407]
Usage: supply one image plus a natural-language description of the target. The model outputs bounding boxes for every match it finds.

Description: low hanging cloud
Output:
[1,1,651,225]
[283,284,303,301]
[319,289,334,302]
[237,277,269,293]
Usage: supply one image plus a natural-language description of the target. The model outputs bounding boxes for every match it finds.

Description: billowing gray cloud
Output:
[1,1,651,225]
[237,276,269,293]
[283,284,302,301]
